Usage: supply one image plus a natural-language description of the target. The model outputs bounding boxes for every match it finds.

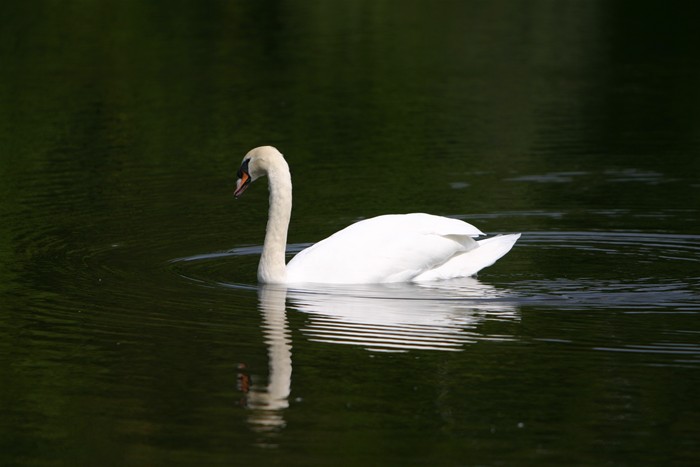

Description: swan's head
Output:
[234,146,286,198]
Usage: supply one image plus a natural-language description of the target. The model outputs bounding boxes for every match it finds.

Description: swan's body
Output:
[234,146,520,284]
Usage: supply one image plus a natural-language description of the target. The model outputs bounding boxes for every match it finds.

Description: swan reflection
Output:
[288,278,519,352]
[245,279,519,432]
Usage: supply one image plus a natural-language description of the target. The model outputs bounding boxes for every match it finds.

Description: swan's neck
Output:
[258,162,292,283]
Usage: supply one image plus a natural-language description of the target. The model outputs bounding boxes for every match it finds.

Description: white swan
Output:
[234,146,520,284]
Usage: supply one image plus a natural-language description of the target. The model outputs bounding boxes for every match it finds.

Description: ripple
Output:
[506,171,589,183]
[592,339,700,368]
[604,168,671,184]
[171,230,700,295]
[168,229,700,354]
[170,249,521,352]
[523,230,700,259]
[513,231,700,311]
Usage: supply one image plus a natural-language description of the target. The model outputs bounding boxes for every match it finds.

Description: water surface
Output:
[2,1,700,465]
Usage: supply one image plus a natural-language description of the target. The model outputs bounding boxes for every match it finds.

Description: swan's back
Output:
[286,213,517,284]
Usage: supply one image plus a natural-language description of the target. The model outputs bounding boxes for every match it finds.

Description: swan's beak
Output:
[234,172,251,198]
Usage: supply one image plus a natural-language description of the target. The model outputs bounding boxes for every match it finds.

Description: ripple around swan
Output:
[169,243,522,352]
[523,230,700,261]
[169,231,700,308]
[513,231,700,312]
[168,230,700,353]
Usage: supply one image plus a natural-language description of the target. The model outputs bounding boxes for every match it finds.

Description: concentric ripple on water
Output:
[169,230,700,355]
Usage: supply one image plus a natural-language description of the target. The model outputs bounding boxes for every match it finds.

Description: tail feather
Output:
[413,233,521,281]
[469,233,521,273]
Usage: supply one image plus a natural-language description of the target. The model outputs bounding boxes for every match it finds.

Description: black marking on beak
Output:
[237,158,250,180]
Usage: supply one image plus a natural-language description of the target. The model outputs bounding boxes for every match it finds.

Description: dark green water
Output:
[2,1,700,465]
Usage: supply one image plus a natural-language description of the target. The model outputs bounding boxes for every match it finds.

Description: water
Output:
[2,1,700,465]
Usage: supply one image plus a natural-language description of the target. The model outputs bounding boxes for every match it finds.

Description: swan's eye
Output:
[237,158,250,178]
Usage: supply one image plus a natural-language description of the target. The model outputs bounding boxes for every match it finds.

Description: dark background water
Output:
[2,1,699,465]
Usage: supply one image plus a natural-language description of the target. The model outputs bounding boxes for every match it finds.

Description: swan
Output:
[234,146,520,284]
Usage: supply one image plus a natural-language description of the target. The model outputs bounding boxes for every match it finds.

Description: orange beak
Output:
[234,171,251,198]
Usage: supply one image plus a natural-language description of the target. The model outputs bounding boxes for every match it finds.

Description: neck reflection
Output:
[245,285,292,432]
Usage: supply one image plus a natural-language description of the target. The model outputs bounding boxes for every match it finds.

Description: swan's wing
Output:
[286,214,486,284]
